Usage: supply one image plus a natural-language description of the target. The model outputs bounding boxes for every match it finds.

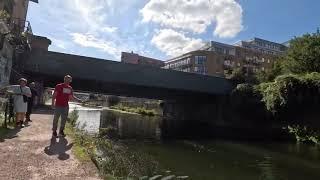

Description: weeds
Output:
[110,105,157,116]
[287,125,320,145]
[67,110,160,179]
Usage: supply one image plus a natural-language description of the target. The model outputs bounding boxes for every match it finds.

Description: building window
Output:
[215,47,225,54]
[195,56,207,65]
[267,59,270,63]
[262,67,265,71]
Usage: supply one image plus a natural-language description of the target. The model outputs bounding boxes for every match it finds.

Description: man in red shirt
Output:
[51,75,82,137]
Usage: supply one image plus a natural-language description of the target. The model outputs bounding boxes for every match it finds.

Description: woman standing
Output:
[5,78,32,127]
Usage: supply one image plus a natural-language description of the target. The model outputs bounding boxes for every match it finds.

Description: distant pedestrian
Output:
[1,78,32,128]
[51,75,83,137]
[26,82,38,123]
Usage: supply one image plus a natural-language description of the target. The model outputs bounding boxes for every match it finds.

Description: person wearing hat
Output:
[1,78,32,127]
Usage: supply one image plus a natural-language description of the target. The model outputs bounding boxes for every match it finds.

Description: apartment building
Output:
[164,38,280,77]
[234,37,287,55]
[121,52,164,68]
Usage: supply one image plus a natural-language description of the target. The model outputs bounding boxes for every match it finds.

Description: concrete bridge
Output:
[18,50,233,101]
[11,50,240,138]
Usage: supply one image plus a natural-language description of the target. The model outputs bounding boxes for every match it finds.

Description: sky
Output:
[27,0,320,61]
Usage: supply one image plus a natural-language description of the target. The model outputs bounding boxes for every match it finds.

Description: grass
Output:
[67,110,160,179]
[65,124,92,162]
[110,105,158,116]
[0,112,14,139]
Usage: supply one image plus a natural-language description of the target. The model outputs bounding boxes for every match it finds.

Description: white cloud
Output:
[151,29,205,57]
[141,0,243,38]
[71,33,120,59]
[102,26,118,33]
[50,37,67,50]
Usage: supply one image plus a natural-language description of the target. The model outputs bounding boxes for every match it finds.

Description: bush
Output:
[287,125,319,144]
[257,73,320,113]
[107,96,121,107]
[68,110,79,127]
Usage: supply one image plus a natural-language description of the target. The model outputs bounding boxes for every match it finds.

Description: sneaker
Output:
[59,131,66,137]
[52,131,58,137]
[20,123,25,128]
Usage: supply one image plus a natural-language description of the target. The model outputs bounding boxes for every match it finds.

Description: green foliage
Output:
[107,96,121,107]
[255,61,284,83]
[110,105,157,116]
[67,122,159,179]
[68,110,79,127]
[287,125,319,144]
[94,139,159,178]
[257,73,320,113]
[0,10,10,22]
[281,32,320,74]
[228,67,246,84]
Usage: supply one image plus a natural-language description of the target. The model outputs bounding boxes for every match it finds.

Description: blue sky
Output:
[27,0,320,61]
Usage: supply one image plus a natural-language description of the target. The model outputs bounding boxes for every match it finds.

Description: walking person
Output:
[25,82,38,123]
[51,75,82,137]
[1,78,32,128]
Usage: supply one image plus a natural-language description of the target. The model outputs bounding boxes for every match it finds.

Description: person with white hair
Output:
[1,78,32,128]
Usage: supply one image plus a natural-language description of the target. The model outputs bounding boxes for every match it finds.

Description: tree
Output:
[255,60,283,83]
[282,32,320,74]
[227,67,246,85]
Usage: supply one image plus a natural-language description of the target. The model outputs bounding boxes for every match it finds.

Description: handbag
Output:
[20,86,28,103]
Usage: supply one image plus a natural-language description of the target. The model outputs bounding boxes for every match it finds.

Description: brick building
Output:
[121,52,164,68]
[164,38,282,77]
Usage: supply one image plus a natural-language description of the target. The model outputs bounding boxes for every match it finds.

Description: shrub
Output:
[287,125,319,144]
[68,110,79,127]
[107,96,121,107]
[257,73,320,113]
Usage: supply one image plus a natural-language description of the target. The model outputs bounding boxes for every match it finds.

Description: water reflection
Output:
[69,103,320,180]
[69,103,162,139]
[100,109,162,139]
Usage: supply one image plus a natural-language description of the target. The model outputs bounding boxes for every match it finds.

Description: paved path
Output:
[0,110,100,180]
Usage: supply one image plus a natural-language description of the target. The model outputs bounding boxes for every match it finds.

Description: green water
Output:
[79,108,320,179]
[130,140,320,180]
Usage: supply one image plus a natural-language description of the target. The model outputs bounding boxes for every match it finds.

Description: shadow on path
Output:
[44,137,74,160]
[0,127,21,143]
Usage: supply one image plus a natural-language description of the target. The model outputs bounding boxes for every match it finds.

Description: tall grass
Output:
[67,110,160,179]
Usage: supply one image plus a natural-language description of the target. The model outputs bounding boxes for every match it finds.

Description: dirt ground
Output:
[0,110,101,180]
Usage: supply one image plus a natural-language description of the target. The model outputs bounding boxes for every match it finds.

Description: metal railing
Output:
[0,94,14,128]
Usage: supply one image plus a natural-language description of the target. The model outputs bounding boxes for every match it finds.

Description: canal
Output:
[69,103,320,179]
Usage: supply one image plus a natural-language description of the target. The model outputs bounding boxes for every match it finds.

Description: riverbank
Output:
[66,111,175,179]
[67,106,320,180]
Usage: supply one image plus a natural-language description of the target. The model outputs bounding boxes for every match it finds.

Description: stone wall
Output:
[0,38,13,87]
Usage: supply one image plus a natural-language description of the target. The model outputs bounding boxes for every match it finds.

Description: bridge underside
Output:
[24,71,221,101]
[16,50,233,101]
